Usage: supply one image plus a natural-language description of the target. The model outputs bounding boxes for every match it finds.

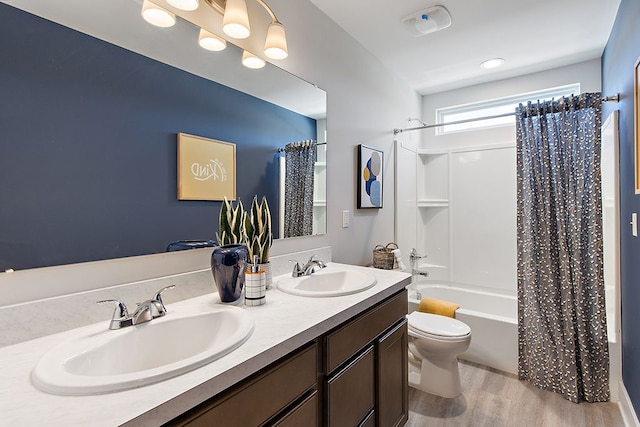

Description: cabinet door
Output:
[376,320,408,427]
[326,346,375,426]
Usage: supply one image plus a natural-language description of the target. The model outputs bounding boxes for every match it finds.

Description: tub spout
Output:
[412,269,429,278]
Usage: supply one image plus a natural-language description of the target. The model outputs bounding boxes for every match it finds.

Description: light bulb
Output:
[166,0,199,11]
[242,51,266,69]
[223,0,250,39]
[141,0,176,28]
[198,28,227,51]
[264,22,288,60]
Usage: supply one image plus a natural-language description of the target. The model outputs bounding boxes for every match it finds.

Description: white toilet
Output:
[407,311,472,398]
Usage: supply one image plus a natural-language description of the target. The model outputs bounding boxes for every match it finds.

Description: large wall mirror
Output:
[0,0,327,271]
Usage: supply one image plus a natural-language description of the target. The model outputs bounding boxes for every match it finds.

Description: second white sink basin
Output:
[276,266,377,297]
[32,304,254,395]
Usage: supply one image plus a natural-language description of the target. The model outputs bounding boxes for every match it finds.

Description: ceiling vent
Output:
[402,5,452,37]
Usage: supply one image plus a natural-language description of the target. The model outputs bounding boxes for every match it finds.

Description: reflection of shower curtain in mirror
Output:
[284,141,317,238]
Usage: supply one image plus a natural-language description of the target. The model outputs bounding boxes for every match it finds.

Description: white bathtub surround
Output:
[0,246,331,347]
[0,263,410,426]
[408,282,518,375]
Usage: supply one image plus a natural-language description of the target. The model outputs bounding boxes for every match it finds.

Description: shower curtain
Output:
[516,93,609,403]
[283,140,317,238]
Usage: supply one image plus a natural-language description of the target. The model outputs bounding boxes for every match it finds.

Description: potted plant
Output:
[212,197,248,303]
[243,195,273,287]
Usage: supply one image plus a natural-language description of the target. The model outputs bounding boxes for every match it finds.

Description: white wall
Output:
[422,59,602,149]
[270,0,421,265]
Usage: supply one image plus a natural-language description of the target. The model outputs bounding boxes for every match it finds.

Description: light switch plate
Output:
[342,210,350,228]
[632,213,638,237]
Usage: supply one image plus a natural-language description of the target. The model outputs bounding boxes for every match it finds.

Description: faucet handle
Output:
[97,299,132,329]
[97,299,129,318]
[149,285,175,318]
[289,260,303,277]
[153,285,175,304]
[409,248,426,266]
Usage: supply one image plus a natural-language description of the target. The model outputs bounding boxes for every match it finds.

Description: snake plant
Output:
[216,197,245,246]
[243,195,273,263]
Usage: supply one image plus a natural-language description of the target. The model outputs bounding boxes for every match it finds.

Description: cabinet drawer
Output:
[326,289,407,373]
[326,346,375,427]
[170,342,317,427]
[271,390,318,427]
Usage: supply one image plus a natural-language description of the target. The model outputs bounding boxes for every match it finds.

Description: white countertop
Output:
[0,263,410,426]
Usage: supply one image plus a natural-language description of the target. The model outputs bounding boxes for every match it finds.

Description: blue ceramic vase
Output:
[211,244,249,303]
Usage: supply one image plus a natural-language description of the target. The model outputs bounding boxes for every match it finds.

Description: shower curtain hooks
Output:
[394,93,620,135]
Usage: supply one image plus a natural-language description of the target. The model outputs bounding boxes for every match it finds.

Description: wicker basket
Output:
[372,242,399,269]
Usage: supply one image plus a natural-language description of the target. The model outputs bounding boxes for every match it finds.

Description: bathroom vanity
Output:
[167,288,408,427]
[0,263,410,426]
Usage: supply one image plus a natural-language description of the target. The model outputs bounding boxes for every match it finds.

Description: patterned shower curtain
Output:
[284,140,317,238]
[516,93,609,403]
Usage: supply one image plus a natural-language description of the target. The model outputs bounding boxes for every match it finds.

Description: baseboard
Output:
[619,381,640,427]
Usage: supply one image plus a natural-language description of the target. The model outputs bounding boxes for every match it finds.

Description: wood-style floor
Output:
[406,361,624,427]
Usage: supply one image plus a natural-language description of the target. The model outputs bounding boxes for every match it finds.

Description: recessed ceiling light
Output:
[480,58,504,69]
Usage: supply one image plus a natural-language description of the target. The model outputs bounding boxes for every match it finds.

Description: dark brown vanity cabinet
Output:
[324,289,408,427]
[168,343,319,427]
[167,289,408,427]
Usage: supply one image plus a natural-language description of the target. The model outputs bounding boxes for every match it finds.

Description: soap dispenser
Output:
[245,255,266,306]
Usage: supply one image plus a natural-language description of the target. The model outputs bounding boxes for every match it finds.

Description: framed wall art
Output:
[177,133,236,201]
[357,144,383,209]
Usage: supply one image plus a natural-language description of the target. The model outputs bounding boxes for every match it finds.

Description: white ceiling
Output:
[309,0,621,95]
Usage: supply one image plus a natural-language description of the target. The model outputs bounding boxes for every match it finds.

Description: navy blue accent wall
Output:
[0,4,316,270]
[602,0,640,415]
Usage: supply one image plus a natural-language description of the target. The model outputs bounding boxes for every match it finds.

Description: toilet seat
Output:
[407,312,471,341]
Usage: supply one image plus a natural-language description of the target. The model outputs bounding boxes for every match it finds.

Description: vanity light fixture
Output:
[242,50,266,69]
[480,58,505,69]
[198,28,227,51]
[217,0,289,59]
[264,21,288,60]
[142,0,288,68]
[166,0,199,11]
[141,0,177,27]
[222,0,251,39]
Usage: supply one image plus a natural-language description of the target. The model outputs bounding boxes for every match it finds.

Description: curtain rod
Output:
[393,94,620,135]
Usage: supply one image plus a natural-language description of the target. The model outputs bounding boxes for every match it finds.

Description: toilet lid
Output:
[408,311,471,338]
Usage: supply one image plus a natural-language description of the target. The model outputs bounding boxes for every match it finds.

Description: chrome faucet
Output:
[98,285,174,330]
[409,249,429,277]
[291,255,326,277]
[409,248,426,268]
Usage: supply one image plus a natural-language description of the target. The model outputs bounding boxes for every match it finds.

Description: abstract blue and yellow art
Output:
[357,144,383,208]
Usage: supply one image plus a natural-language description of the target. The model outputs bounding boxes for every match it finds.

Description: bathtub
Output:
[408,282,518,374]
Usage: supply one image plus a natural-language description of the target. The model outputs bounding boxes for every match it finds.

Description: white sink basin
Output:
[32,305,254,395]
[276,267,377,297]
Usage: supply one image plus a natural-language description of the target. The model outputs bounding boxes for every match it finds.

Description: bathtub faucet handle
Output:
[409,248,427,267]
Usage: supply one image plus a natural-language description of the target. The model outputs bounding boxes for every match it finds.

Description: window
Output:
[435,83,581,135]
